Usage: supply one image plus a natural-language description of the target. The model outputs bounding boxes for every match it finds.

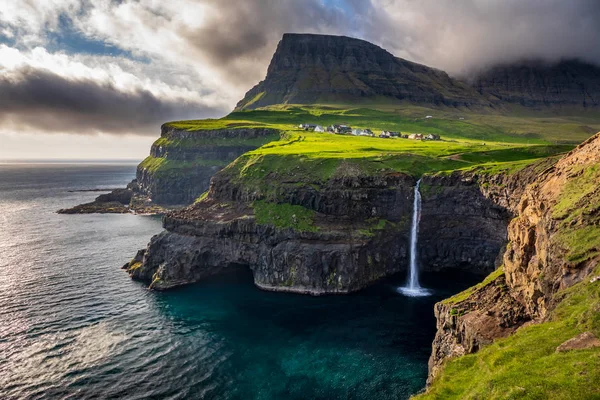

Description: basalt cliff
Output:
[124,150,552,293]
[59,124,280,214]
[421,132,600,398]
[237,33,600,111]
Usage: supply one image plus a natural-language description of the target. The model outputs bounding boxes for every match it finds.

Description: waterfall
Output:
[398,179,431,297]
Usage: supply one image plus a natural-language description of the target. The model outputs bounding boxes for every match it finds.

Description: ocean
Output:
[0,163,478,399]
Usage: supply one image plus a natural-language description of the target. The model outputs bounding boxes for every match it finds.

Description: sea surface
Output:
[0,163,479,400]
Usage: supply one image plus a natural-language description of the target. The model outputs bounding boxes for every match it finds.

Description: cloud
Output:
[1,0,600,141]
[0,65,226,135]
[367,0,600,75]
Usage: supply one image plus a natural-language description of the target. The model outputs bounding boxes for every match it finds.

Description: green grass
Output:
[165,104,600,144]
[552,165,600,264]
[138,156,230,175]
[442,267,505,305]
[253,200,318,232]
[150,104,597,185]
[416,265,600,400]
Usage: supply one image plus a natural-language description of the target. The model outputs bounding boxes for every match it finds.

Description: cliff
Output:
[421,132,600,398]
[236,34,600,111]
[124,147,553,294]
[135,124,280,205]
[236,33,490,110]
[58,125,281,214]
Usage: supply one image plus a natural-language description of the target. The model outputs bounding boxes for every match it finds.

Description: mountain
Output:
[236,33,600,111]
[236,33,490,110]
[473,59,600,108]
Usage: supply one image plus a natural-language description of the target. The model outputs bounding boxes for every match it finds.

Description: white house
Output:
[351,128,363,136]
[314,125,325,132]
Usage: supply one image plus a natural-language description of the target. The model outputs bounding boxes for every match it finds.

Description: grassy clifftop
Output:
[415,265,600,400]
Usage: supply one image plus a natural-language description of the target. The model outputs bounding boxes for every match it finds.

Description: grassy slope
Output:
[157,104,599,185]
[415,266,600,400]
[415,155,600,400]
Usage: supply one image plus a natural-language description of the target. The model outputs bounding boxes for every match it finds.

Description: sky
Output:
[1,0,600,160]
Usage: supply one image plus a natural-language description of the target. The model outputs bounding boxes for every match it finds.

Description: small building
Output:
[360,130,374,137]
[425,115,433,119]
[334,125,352,134]
[401,134,409,139]
[408,133,424,140]
[314,125,325,133]
[352,128,363,136]
[326,125,335,133]
[299,123,316,131]
[425,133,441,140]
[389,131,400,137]
[379,130,391,138]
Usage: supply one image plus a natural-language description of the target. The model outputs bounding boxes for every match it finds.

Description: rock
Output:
[127,160,542,293]
[426,132,600,385]
[236,33,491,110]
[556,332,600,352]
[427,269,529,385]
[237,33,600,111]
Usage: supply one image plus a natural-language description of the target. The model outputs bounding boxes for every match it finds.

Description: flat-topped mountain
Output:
[236,33,490,109]
[236,33,600,110]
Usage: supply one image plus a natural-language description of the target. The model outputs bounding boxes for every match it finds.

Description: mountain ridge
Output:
[236,33,600,111]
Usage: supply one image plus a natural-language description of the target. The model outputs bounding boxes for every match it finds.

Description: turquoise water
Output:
[0,164,479,399]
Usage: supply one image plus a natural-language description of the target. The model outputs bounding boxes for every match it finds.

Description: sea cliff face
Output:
[425,132,600,387]
[127,172,415,293]
[124,157,540,294]
[135,125,281,205]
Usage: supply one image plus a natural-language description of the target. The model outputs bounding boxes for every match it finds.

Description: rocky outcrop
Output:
[236,33,491,110]
[58,188,133,214]
[126,173,416,293]
[135,126,280,205]
[59,126,281,214]
[236,34,600,111]
[426,132,600,386]
[503,132,600,317]
[125,155,552,294]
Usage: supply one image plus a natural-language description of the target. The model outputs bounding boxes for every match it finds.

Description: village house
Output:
[424,134,441,140]
[299,123,317,131]
[351,128,363,136]
[334,125,352,134]
[314,125,325,132]
[408,133,424,140]
[379,130,391,138]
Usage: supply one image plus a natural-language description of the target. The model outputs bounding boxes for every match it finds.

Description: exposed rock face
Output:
[236,33,490,110]
[135,126,280,205]
[125,159,546,294]
[236,34,600,111]
[127,173,416,293]
[556,332,600,352]
[503,133,600,317]
[427,269,530,385]
[426,132,600,386]
[58,188,133,214]
[59,126,280,214]
[473,60,600,108]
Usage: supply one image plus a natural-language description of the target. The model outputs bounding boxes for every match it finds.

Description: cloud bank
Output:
[1,0,599,138]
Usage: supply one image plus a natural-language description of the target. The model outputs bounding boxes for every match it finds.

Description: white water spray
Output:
[398,179,431,297]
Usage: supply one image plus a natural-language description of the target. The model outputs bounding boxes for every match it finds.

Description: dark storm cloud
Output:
[179,0,351,84]
[177,0,600,83]
[0,66,227,135]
